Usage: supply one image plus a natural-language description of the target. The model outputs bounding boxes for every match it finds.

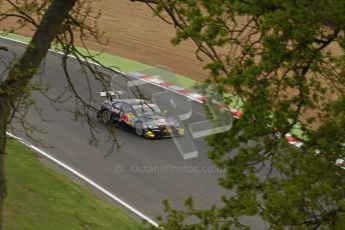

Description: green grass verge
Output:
[4,140,144,230]
[0,32,197,89]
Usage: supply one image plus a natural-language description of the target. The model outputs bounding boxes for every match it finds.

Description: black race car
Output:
[97,98,185,138]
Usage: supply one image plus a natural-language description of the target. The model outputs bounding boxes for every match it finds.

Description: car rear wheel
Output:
[135,122,144,136]
[100,110,111,124]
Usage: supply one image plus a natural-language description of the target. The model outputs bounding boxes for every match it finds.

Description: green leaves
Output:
[144,0,345,228]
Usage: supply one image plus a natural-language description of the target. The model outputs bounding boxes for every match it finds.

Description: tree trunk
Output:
[0,0,78,228]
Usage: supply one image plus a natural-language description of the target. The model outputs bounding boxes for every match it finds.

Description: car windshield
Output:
[133,104,161,116]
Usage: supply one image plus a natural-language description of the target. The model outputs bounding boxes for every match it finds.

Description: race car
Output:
[97,97,185,138]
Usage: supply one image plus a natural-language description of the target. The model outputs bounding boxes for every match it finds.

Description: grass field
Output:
[4,140,144,230]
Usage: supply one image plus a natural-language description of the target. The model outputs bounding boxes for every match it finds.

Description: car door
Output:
[120,103,136,127]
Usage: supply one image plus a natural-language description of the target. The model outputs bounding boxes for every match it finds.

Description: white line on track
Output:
[6,132,159,227]
[1,36,159,227]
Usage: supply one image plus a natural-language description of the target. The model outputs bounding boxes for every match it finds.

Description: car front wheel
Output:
[135,122,144,136]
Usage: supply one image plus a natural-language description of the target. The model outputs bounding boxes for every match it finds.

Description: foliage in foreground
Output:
[0,1,118,228]
[132,0,345,229]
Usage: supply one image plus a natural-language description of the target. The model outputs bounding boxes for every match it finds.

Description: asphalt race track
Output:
[0,37,265,228]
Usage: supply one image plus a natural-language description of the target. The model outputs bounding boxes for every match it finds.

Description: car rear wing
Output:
[99,90,127,100]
